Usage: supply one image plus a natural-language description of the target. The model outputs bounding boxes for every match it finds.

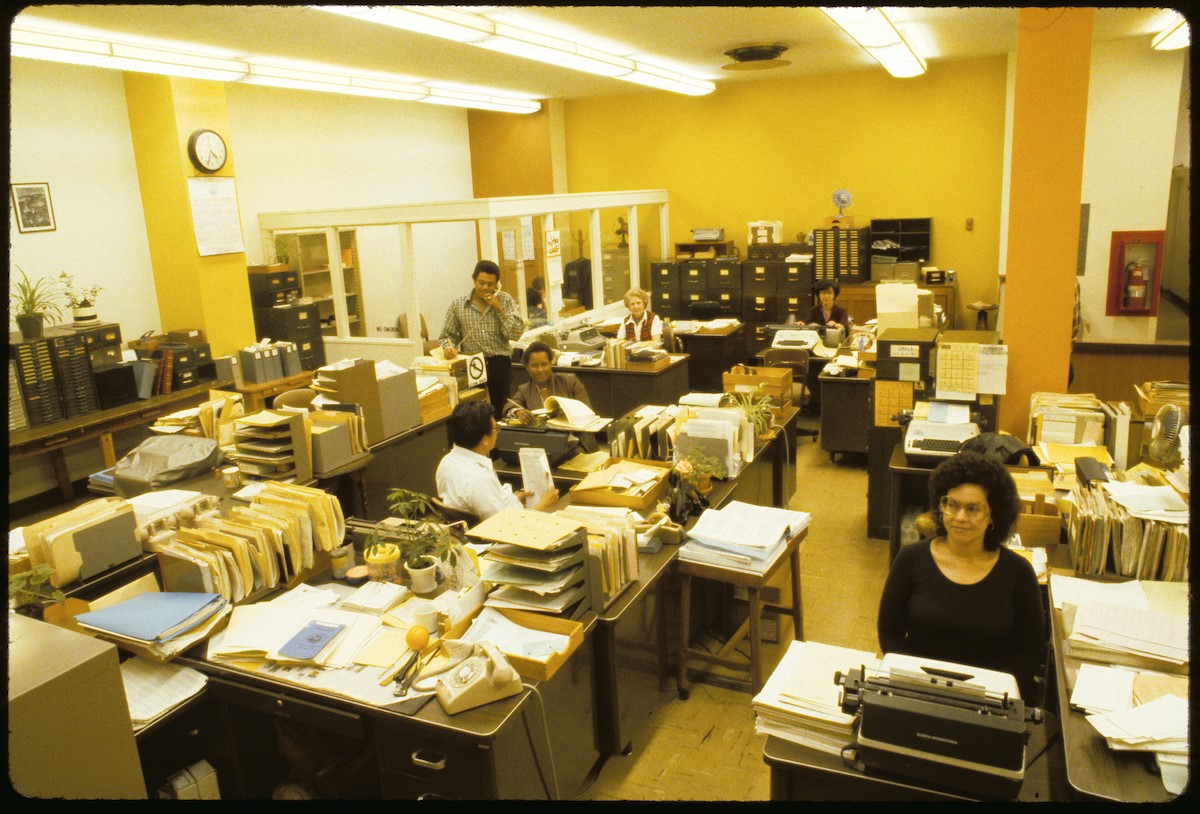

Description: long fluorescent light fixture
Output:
[315,5,716,95]
[821,7,927,78]
[10,19,540,113]
[1152,13,1190,51]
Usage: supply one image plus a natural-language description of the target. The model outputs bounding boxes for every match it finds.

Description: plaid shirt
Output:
[438,290,524,357]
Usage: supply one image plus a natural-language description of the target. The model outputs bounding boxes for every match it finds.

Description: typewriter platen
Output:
[836,653,1040,799]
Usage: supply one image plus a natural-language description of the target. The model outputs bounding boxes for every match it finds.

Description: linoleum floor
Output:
[577,414,889,801]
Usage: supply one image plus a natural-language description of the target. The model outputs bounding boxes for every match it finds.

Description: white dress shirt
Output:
[435,445,522,520]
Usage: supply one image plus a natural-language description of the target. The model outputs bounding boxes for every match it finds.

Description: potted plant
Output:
[59,272,104,326]
[674,445,727,495]
[9,563,67,618]
[10,266,66,339]
[365,488,459,594]
[733,388,777,438]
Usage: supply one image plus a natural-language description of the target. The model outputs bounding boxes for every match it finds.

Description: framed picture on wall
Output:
[10,182,56,233]
[1105,230,1164,316]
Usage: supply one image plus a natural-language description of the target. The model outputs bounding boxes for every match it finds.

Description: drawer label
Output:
[890,344,920,358]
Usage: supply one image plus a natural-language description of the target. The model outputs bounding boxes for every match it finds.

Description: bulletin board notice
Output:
[188,177,245,256]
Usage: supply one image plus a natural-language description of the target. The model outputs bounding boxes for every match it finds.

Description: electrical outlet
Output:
[966,217,974,231]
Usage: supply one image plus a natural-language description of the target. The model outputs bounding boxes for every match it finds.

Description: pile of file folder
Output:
[1068,475,1189,580]
[678,501,811,575]
[74,590,231,662]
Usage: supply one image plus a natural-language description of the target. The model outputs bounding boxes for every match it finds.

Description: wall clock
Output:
[187,128,227,173]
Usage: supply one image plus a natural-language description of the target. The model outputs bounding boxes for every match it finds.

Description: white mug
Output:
[411,600,438,634]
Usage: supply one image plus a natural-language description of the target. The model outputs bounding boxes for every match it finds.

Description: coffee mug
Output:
[411,600,438,634]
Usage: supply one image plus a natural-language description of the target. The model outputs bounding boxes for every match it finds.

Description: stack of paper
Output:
[473,508,592,617]
[541,395,611,433]
[87,467,116,495]
[1086,693,1189,794]
[753,640,879,754]
[679,501,811,575]
[340,581,411,615]
[119,656,209,732]
[75,591,231,661]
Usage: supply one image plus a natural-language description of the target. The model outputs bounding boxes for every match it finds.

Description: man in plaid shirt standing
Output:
[439,260,525,418]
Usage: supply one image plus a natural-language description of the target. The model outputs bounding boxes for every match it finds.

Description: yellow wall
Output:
[562,57,1009,328]
[1002,8,1093,436]
[468,107,555,198]
[124,74,255,356]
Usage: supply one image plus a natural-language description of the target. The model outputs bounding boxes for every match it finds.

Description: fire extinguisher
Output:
[1123,260,1148,310]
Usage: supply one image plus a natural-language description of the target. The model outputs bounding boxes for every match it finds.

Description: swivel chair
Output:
[432,497,481,528]
[687,300,721,321]
[272,387,317,411]
[761,347,819,443]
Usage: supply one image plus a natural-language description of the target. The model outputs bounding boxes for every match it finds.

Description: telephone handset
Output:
[434,642,523,714]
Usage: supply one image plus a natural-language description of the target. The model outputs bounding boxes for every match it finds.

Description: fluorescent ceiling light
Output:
[822,7,927,78]
[310,4,713,95]
[11,18,538,113]
[108,43,248,81]
[1152,14,1190,51]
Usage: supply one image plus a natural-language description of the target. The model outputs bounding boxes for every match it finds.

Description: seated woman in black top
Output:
[877,451,1046,702]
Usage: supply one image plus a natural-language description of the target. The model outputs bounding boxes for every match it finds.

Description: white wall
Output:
[8,60,161,340]
[1077,39,1186,343]
[225,83,479,342]
[8,61,479,503]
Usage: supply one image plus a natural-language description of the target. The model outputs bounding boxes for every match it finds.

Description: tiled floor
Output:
[579,415,891,801]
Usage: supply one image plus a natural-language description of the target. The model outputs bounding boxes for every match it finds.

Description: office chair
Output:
[399,312,440,354]
[661,320,680,353]
[432,497,480,528]
[761,347,819,443]
[272,387,317,411]
[687,300,721,320]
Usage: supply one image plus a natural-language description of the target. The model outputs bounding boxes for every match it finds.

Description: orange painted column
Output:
[1001,8,1093,438]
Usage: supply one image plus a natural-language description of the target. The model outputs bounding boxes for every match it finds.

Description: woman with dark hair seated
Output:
[804,279,852,333]
[877,451,1045,702]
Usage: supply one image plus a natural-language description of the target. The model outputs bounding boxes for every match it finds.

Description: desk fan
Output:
[1148,403,1186,467]
[832,188,853,216]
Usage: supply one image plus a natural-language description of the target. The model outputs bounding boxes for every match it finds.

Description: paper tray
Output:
[445,605,584,682]
[568,457,671,511]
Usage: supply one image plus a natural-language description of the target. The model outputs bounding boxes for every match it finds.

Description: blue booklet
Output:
[278,620,346,661]
[75,592,225,643]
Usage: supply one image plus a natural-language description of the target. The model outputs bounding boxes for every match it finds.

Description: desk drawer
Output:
[208,676,367,740]
[375,727,491,797]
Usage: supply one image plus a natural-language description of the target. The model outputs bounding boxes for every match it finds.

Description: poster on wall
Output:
[10,182,56,233]
[188,176,245,256]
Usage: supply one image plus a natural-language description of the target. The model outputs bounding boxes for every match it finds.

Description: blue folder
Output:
[75,591,225,643]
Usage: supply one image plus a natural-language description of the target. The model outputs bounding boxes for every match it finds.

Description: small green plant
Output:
[10,266,66,320]
[676,445,727,480]
[9,563,67,612]
[733,387,776,437]
[366,488,459,569]
[58,272,103,308]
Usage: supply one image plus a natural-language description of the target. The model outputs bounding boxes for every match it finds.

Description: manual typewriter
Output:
[836,653,1040,799]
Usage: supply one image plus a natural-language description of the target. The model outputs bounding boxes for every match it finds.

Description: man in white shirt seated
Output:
[436,401,559,520]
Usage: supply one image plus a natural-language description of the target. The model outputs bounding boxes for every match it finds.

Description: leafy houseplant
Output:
[733,388,776,438]
[10,266,66,338]
[366,489,459,591]
[58,272,103,309]
[9,563,67,617]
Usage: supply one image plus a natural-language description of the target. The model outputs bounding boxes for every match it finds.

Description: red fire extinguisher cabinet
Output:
[1105,230,1164,317]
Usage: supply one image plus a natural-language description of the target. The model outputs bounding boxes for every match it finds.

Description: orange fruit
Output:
[406,624,430,651]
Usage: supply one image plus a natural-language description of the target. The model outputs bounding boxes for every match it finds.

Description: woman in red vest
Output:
[619,287,663,344]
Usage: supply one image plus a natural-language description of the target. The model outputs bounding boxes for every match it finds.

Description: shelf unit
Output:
[674,240,737,259]
[276,230,364,337]
[869,218,931,264]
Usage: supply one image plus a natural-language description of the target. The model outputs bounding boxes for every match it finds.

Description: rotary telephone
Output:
[433,642,523,714]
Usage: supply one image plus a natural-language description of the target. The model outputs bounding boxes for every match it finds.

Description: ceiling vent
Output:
[722,44,790,71]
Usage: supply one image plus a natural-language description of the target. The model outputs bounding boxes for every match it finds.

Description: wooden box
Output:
[723,364,792,401]
[1016,493,1062,547]
[569,458,671,511]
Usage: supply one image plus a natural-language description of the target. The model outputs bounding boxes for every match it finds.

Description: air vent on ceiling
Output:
[722,44,790,71]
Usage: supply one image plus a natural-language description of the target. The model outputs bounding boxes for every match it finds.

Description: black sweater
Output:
[877,541,1046,701]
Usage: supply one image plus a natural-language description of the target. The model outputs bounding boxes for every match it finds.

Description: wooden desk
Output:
[235,370,315,413]
[763,713,1069,801]
[8,379,232,501]
[1048,581,1181,802]
[676,527,806,695]
[174,613,601,800]
[676,323,745,392]
[511,356,690,421]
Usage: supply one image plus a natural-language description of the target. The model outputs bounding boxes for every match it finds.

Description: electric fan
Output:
[831,188,853,216]
[1148,403,1184,466]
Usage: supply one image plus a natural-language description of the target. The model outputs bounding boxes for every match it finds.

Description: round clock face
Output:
[188,129,227,173]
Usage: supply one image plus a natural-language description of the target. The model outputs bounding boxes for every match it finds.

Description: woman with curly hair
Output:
[877,451,1046,701]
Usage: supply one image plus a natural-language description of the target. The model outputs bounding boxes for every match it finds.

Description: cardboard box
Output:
[318,359,420,445]
[569,458,671,511]
[310,422,354,473]
[167,329,206,346]
[876,327,940,382]
[1134,383,1187,419]
[1017,493,1062,547]
[493,607,585,682]
[419,383,453,424]
[723,364,792,402]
